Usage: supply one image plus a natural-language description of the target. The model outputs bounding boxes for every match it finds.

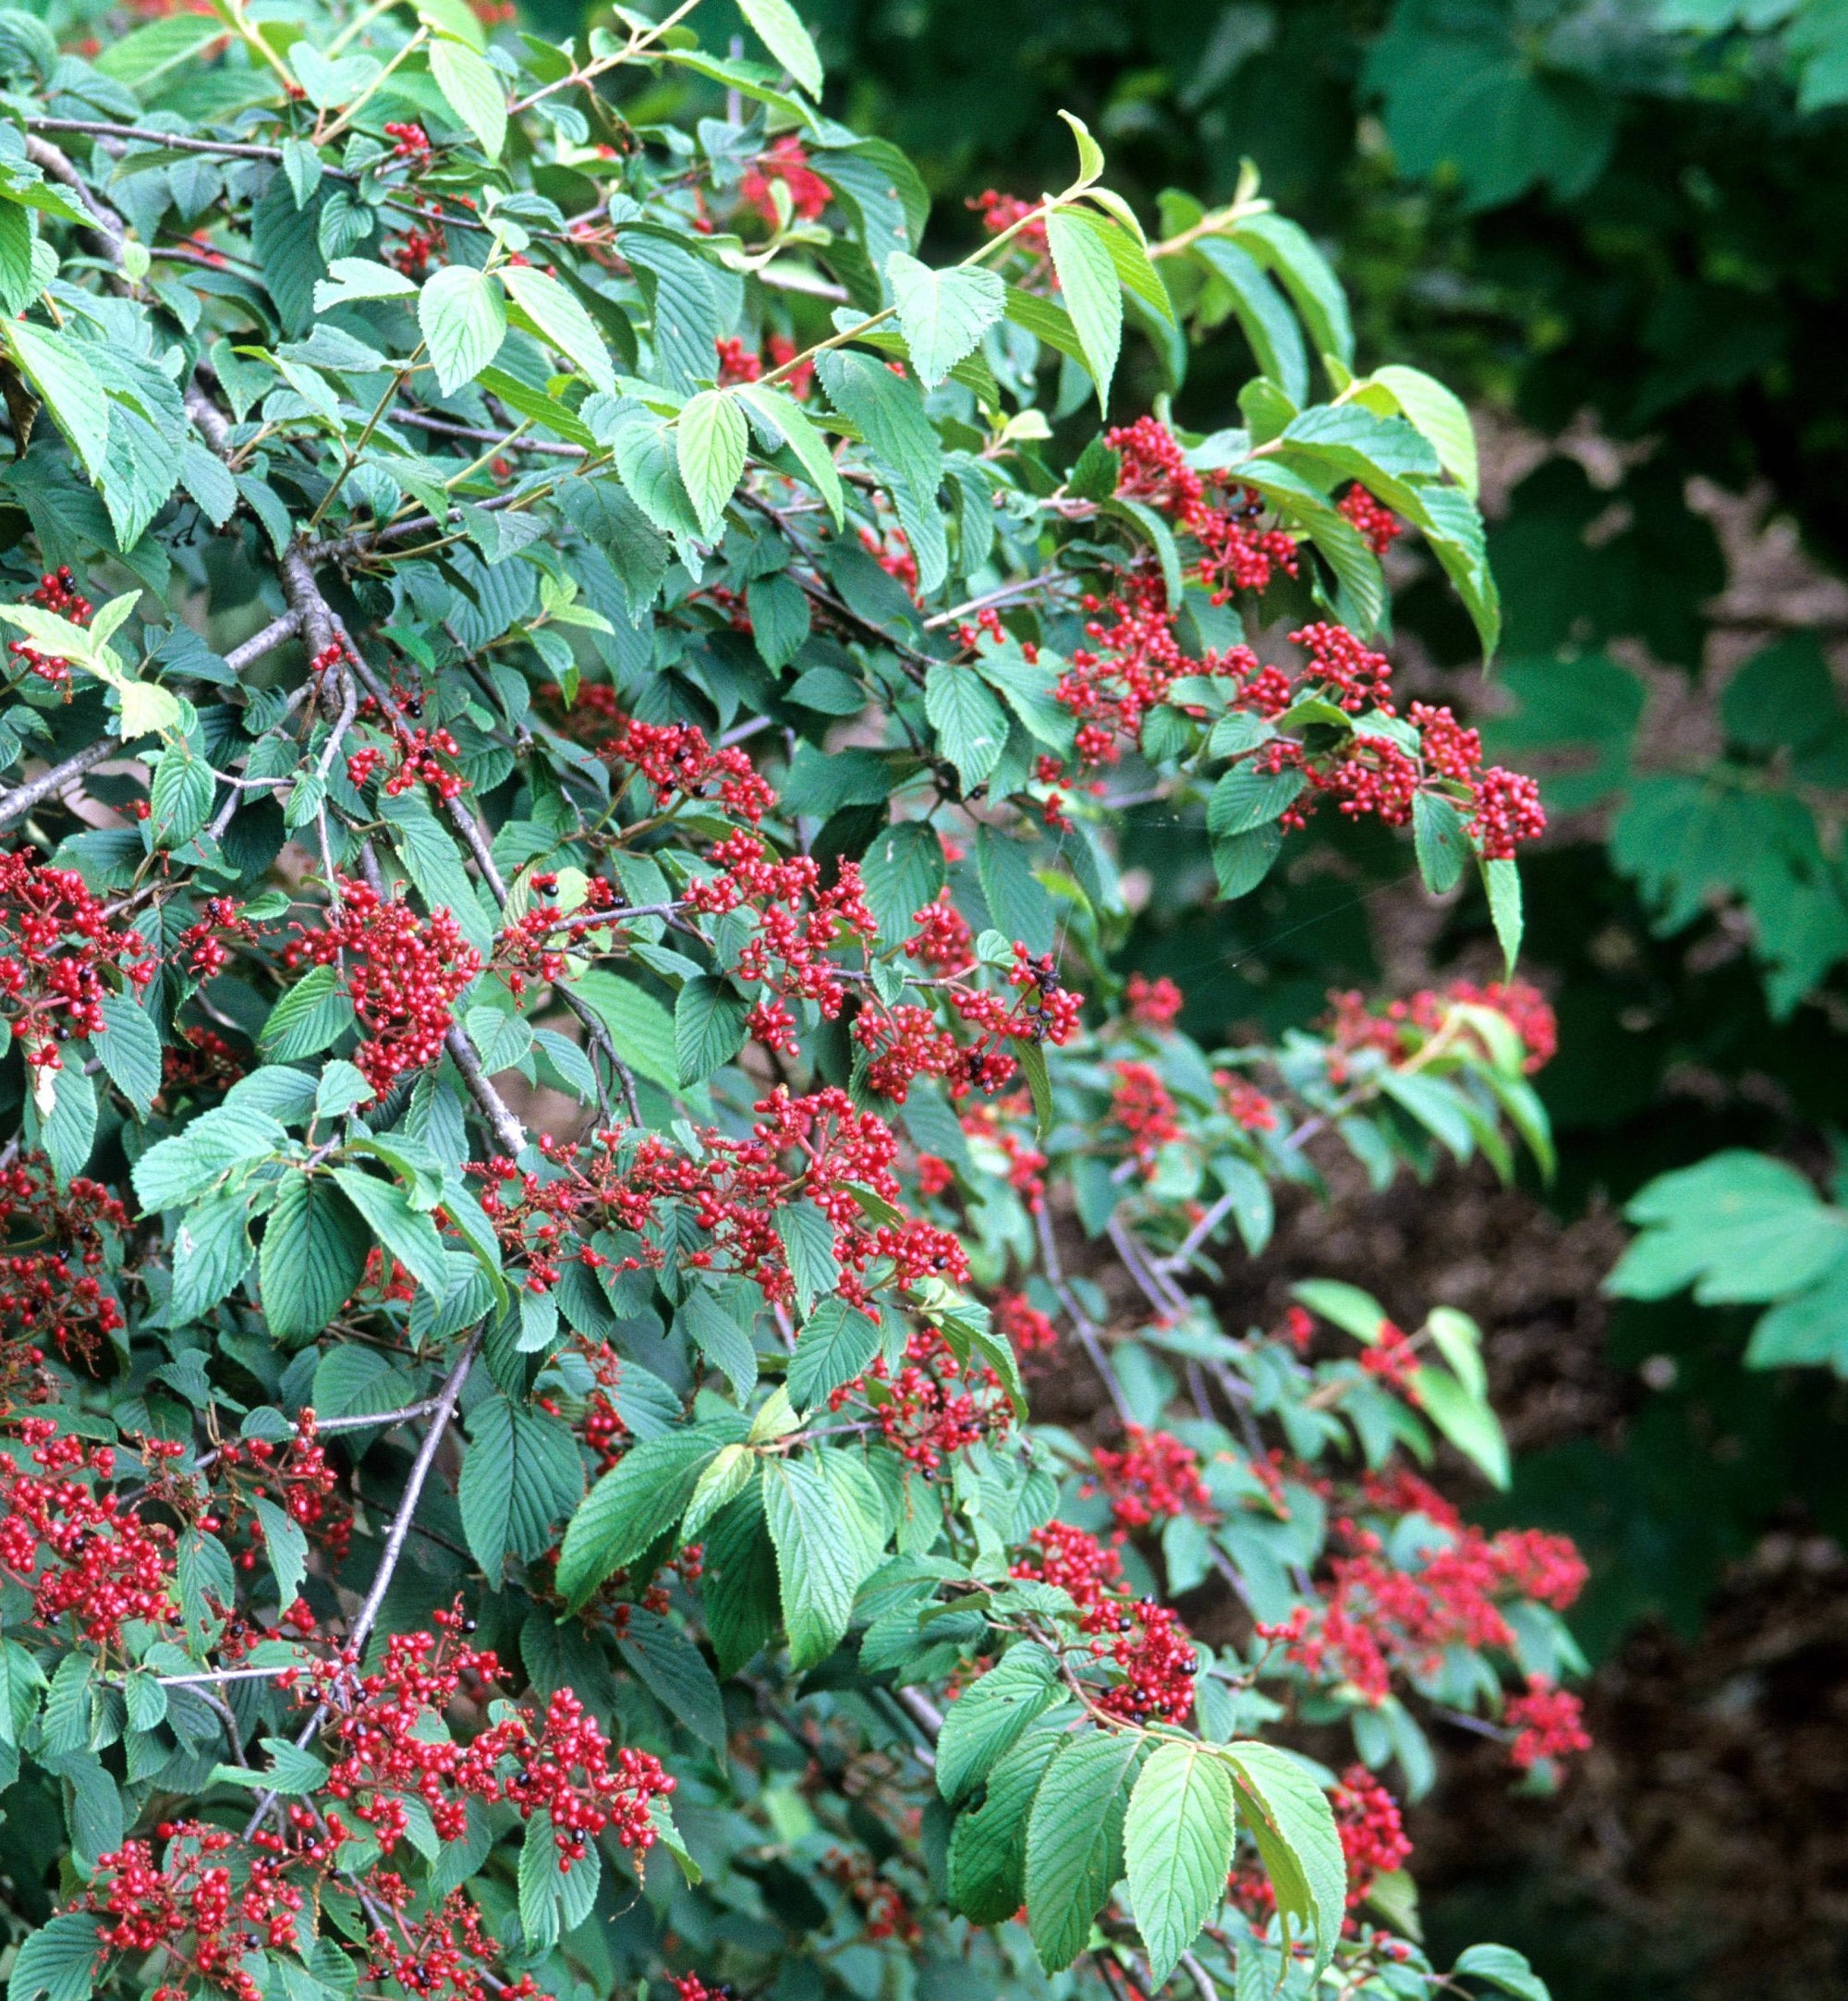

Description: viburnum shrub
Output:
[0,6,1573,2001]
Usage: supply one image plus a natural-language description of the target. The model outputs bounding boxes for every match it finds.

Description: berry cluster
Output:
[1218,1071,1279,1131]
[1504,1679,1593,1770]
[0,1419,179,1643]
[177,894,260,981]
[685,836,873,1052]
[1124,972,1184,1030]
[1278,1509,1588,1707]
[1088,1425,1214,1532]
[603,714,776,823]
[1112,415,1300,603]
[0,1155,127,1375]
[968,188,1050,256]
[1359,1321,1421,1393]
[365,1891,543,2001]
[347,725,466,801]
[1331,1764,1414,1906]
[739,137,831,226]
[994,1289,1059,1355]
[479,1087,967,1314]
[159,1024,246,1100]
[822,1848,922,1944]
[287,878,482,1096]
[1107,1060,1183,1173]
[211,1409,347,1567]
[1009,1520,1200,1724]
[0,850,154,1068]
[1323,979,1559,1080]
[828,1324,1012,1474]
[315,1612,672,1862]
[856,939,1083,1104]
[384,120,432,163]
[81,1824,302,2001]
[1338,483,1404,556]
[714,332,811,397]
[8,567,92,690]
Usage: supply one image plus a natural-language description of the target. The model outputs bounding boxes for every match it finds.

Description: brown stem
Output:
[244,1326,481,1836]
[0,738,121,830]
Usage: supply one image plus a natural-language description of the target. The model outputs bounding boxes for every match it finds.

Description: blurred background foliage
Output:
[599,0,1848,1987]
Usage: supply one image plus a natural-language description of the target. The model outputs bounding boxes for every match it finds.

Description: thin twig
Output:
[1037,1202,1137,1427]
[244,1328,481,1836]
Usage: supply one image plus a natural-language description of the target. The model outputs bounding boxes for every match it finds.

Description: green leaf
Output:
[785,1297,879,1412]
[1411,1364,1511,1488]
[1453,1945,1552,2001]
[1024,1726,1144,1971]
[329,1166,450,1299]
[677,1285,759,1398]
[926,663,1009,791]
[975,823,1055,953]
[1484,856,1523,976]
[30,1063,95,1187]
[502,265,614,394]
[814,350,946,592]
[1125,1741,1237,1983]
[133,1102,286,1211]
[676,388,748,537]
[936,1643,1061,1803]
[6,323,110,483]
[1611,1151,1848,1306]
[1193,237,1307,405]
[675,973,748,1084]
[419,264,506,395]
[169,1184,251,1324]
[260,964,357,1063]
[1369,363,1478,498]
[213,1737,329,1795]
[762,1454,869,1668]
[313,256,416,313]
[616,1604,727,1752]
[1208,763,1304,838]
[250,1495,308,1610]
[430,35,506,159]
[948,1714,1071,1924]
[1015,1036,1053,1142]
[775,1197,840,1317]
[1413,790,1470,895]
[96,11,225,83]
[860,820,945,939]
[568,969,681,1099]
[261,1173,370,1343]
[554,1419,744,1610]
[886,254,1005,389]
[1057,108,1106,188]
[1045,208,1122,409]
[150,742,213,849]
[0,203,32,320]
[6,1912,104,2001]
[1230,210,1355,368]
[736,0,824,96]
[702,1479,780,1674]
[736,380,844,529]
[1212,824,1284,900]
[0,1637,47,1746]
[1222,1740,1345,1973]
[1291,1278,1389,1341]
[459,1393,585,1576]
[94,993,161,1118]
